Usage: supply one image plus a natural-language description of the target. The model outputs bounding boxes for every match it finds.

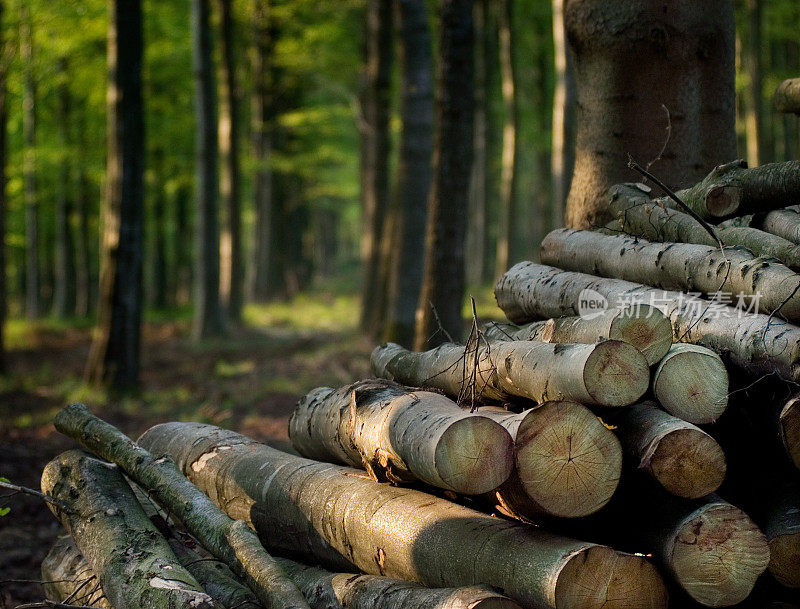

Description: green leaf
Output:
[0,507,10,517]
[0,477,9,484]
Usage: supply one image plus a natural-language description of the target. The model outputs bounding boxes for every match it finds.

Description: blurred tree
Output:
[550,0,573,227]
[744,0,763,166]
[0,0,6,372]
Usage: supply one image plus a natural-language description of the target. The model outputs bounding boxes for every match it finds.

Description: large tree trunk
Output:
[54,57,76,319]
[359,0,393,336]
[218,0,243,323]
[371,339,649,407]
[41,450,218,609]
[138,421,669,609]
[85,0,145,390]
[414,0,474,349]
[563,0,736,229]
[54,403,311,609]
[289,380,514,494]
[383,0,433,348]
[21,4,39,319]
[550,0,574,226]
[192,0,226,338]
[495,262,800,381]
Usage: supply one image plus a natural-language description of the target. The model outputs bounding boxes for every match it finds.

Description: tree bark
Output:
[371,339,649,407]
[550,0,574,226]
[495,262,800,381]
[484,305,672,366]
[192,0,226,338]
[85,0,145,390]
[54,57,76,319]
[774,78,800,115]
[41,450,218,609]
[21,3,39,319]
[53,403,312,609]
[42,536,112,608]
[614,401,726,499]
[383,0,433,348]
[722,206,800,245]
[150,147,168,309]
[414,0,474,349]
[563,0,736,229]
[138,421,669,609]
[289,380,514,494]
[780,396,800,472]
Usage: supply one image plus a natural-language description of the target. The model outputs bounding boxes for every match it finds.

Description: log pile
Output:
[33,160,800,609]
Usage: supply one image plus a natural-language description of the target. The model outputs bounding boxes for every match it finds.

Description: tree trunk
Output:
[192,0,226,338]
[53,403,312,609]
[85,0,145,390]
[138,421,669,609]
[383,0,433,347]
[150,147,168,309]
[0,0,6,373]
[175,183,193,306]
[744,0,763,167]
[414,0,474,349]
[495,262,800,381]
[563,0,736,229]
[74,105,93,317]
[41,450,218,609]
[289,379,514,494]
[494,0,518,279]
[359,0,393,336]
[42,536,112,608]
[21,4,39,319]
[371,339,649,407]
[54,57,76,319]
[780,396,800,471]
[723,206,800,245]
[614,401,726,499]
[550,0,574,226]
[484,304,672,366]
[218,0,243,323]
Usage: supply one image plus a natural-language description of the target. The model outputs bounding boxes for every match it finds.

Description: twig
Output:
[644,105,672,175]
[427,301,454,345]
[15,601,98,609]
[0,480,75,515]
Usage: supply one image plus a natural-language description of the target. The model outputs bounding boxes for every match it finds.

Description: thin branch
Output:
[0,480,75,514]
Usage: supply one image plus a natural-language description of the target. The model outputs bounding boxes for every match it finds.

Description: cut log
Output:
[40,450,219,609]
[614,401,726,498]
[781,396,800,471]
[495,262,800,381]
[139,422,669,609]
[651,344,728,424]
[53,403,311,609]
[288,380,514,494]
[42,535,111,609]
[721,206,800,245]
[478,402,622,518]
[774,78,800,115]
[484,305,671,366]
[541,228,800,323]
[762,480,800,588]
[371,340,649,408]
[606,183,800,270]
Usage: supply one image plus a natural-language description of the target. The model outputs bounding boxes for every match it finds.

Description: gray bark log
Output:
[774,78,800,115]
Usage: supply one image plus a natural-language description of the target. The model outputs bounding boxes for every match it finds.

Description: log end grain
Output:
[774,78,800,115]
[435,416,515,495]
[768,530,800,588]
[607,305,673,366]
[653,344,729,424]
[515,401,622,518]
[705,185,743,218]
[649,428,727,499]
[555,546,668,609]
[670,502,770,607]
[780,397,800,471]
[583,340,650,407]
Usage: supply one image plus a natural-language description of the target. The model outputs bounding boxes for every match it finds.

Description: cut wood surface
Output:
[288,379,514,494]
[478,402,622,518]
[614,401,726,498]
[652,344,728,424]
[53,403,311,609]
[762,481,800,588]
[495,262,800,381]
[40,450,219,609]
[42,535,111,609]
[139,421,669,609]
[541,228,800,323]
[721,206,800,245]
[371,340,649,408]
[774,78,800,115]
[484,305,671,366]
[781,396,800,471]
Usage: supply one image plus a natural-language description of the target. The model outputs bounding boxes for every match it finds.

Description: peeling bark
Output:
[139,422,669,609]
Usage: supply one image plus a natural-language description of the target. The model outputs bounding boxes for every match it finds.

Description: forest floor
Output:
[0,285,500,607]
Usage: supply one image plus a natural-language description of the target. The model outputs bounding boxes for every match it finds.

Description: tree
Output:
[192,0,225,338]
[564,0,737,229]
[414,0,473,349]
[744,0,764,167]
[383,0,433,347]
[550,0,574,226]
[21,3,39,319]
[86,0,145,390]
[0,0,6,372]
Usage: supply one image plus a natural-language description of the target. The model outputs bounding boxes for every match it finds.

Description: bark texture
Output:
[53,403,310,609]
[614,401,726,499]
[721,205,800,245]
[484,305,671,366]
[780,396,800,471]
[41,450,218,609]
[42,536,111,608]
[495,262,800,381]
[289,380,514,494]
[564,0,736,229]
[774,78,800,115]
[371,340,649,407]
[139,422,669,609]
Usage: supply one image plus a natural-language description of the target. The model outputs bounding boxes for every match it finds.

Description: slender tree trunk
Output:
[192,0,225,338]
[359,0,393,336]
[414,0,474,349]
[744,0,762,167]
[21,4,39,319]
[494,0,518,278]
[550,0,574,226]
[86,0,145,390]
[383,0,433,348]
[74,106,92,318]
[218,0,243,323]
[0,0,6,373]
[150,147,168,309]
[54,57,76,319]
[175,184,193,306]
